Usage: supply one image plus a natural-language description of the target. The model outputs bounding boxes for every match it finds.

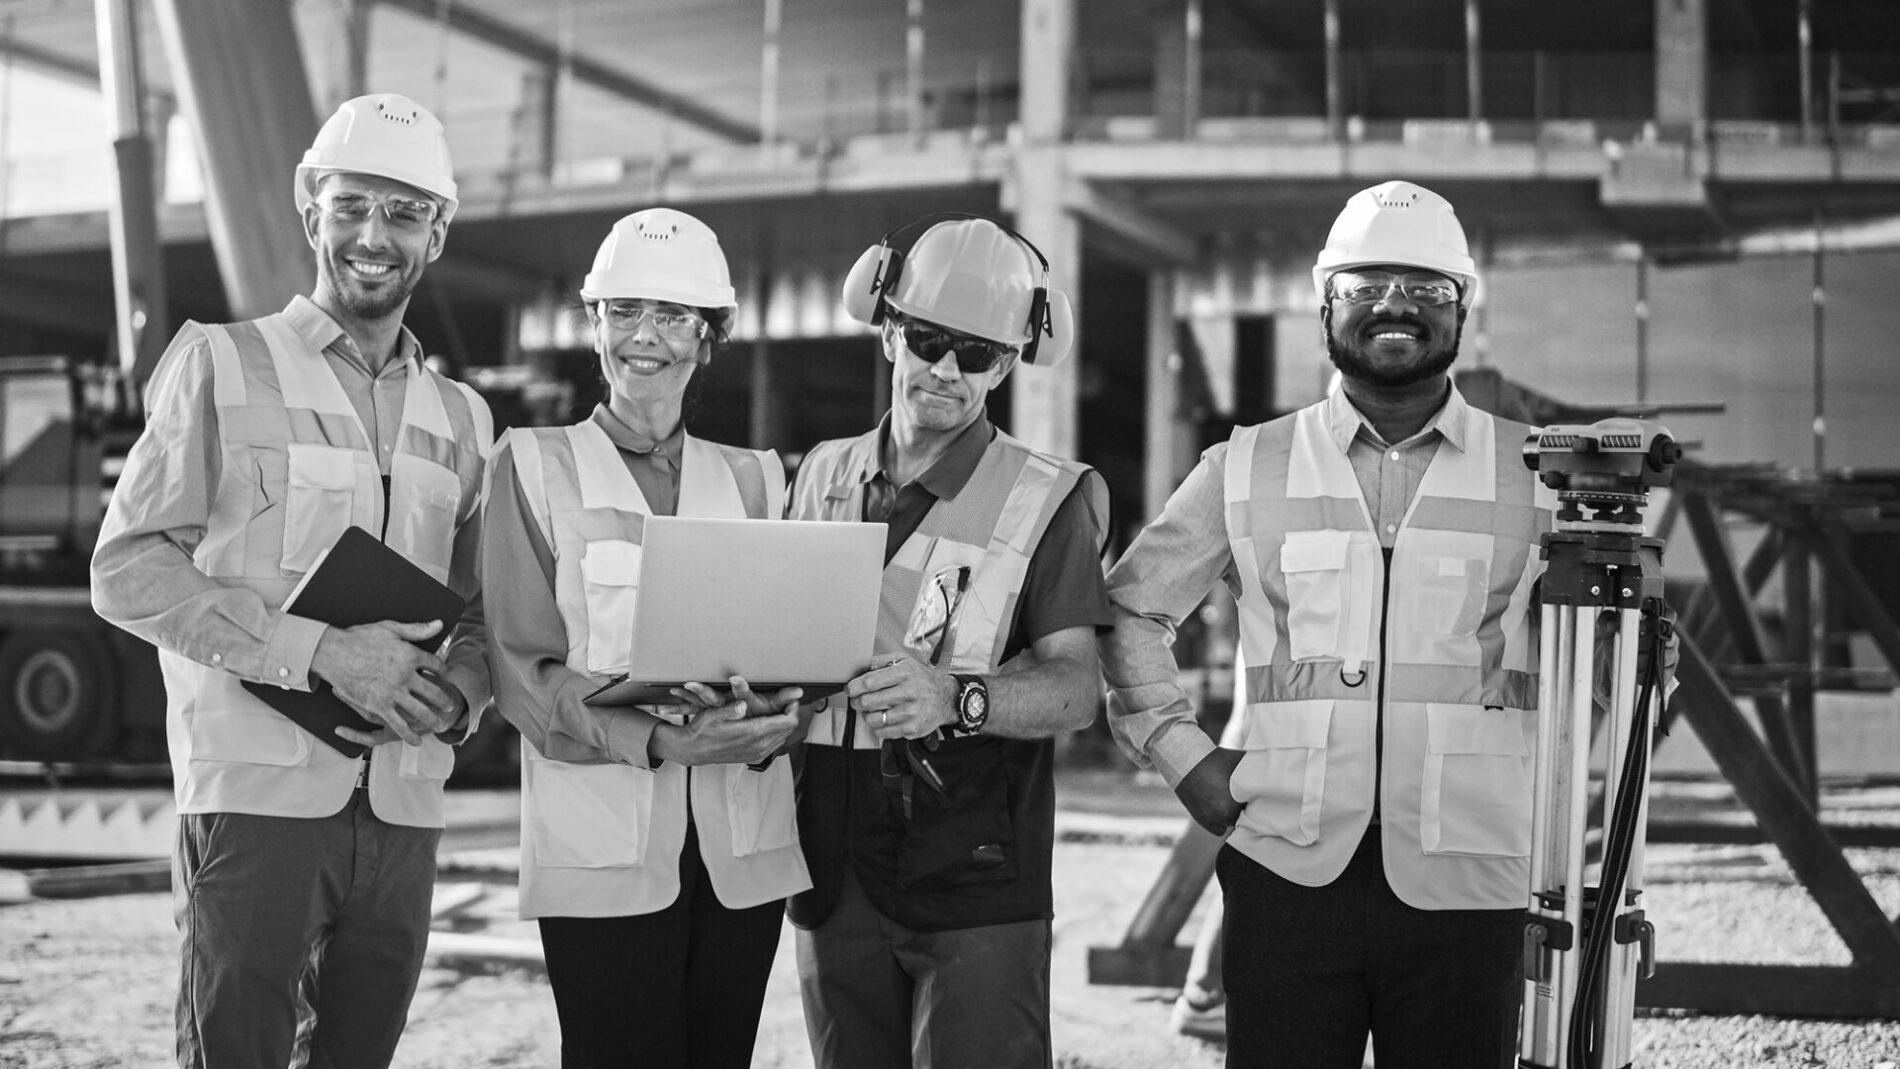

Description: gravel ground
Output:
[5,783,1900,1067]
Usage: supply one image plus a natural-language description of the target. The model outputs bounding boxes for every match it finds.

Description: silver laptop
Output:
[584,515,886,706]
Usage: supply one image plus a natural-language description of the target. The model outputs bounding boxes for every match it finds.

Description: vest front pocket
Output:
[1230,699,1332,846]
[1421,703,1532,857]
[283,444,359,575]
[725,761,799,857]
[389,454,464,585]
[895,737,1017,890]
[580,540,642,675]
[396,736,456,781]
[187,706,315,767]
[1278,531,1356,663]
[526,757,654,868]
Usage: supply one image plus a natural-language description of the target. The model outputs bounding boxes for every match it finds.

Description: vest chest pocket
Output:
[1230,699,1332,846]
[1398,530,1494,637]
[389,454,465,583]
[580,540,642,676]
[283,444,360,575]
[1421,703,1532,857]
[1278,531,1354,663]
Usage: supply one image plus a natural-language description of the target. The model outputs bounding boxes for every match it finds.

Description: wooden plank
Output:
[1640,963,1900,1018]
[1672,637,1900,976]
[24,858,170,898]
[1647,821,1900,848]
[1086,943,1195,988]
[1814,522,1900,677]
[1086,818,1220,987]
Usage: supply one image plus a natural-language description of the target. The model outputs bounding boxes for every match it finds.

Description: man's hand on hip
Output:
[1176,746,1245,837]
[312,620,455,746]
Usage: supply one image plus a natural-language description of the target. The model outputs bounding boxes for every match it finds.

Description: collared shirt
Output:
[90,295,489,713]
[846,413,1114,662]
[481,407,689,769]
[1099,384,1465,788]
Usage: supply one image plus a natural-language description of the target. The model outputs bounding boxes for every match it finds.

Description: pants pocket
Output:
[1231,699,1333,846]
[1421,703,1532,857]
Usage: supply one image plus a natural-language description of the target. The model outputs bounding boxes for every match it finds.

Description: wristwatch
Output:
[951,673,990,734]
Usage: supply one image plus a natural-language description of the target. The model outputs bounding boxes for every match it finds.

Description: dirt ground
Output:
[7,775,1900,1068]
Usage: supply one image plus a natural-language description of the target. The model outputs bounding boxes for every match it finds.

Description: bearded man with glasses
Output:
[92,93,492,1068]
[1102,181,1560,1069]
[785,215,1113,1069]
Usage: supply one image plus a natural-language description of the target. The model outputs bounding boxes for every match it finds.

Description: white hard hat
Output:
[841,215,1075,365]
[581,208,736,309]
[296,93,458,221]
[1312,180,1478,308]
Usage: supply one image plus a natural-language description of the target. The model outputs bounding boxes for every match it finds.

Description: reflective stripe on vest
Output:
[793,427,1094,748]
[163,316,490,829]
[505,423,807,918]
[1222,397,1554,909]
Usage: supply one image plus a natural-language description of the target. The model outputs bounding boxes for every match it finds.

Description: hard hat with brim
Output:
[1312,180,1479,308]
[296,93,459,222]
[580,208,737,309]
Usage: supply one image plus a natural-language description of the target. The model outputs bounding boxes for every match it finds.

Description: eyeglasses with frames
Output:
[601,302,707,341]
[318,190,441,229]
[893,316,1013,374]
[1329,270,1460,307]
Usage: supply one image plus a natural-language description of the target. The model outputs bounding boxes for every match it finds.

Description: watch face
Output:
[960,680,988,728]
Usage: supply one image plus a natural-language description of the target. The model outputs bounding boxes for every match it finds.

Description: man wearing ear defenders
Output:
[786,214,1114,1068]
[1102,181,1557,1069]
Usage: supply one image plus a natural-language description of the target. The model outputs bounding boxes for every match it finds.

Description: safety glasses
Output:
[601,302,707,341]
[317,189,441,229]
[893,315,1014,374]
[1328,270,1460,307]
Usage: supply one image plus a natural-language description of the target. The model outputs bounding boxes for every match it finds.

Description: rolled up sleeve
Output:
[1100,444,1243,787]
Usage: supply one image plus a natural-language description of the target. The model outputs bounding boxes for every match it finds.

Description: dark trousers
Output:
[538,823,787,1069]
[795,867,1053,1069]
[173,791,440,1069]
[1218,828,1524,1069]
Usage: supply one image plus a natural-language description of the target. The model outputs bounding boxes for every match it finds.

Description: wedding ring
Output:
[879,711,888,728]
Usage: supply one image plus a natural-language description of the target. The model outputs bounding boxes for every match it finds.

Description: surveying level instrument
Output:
[1518,419,1680,1069]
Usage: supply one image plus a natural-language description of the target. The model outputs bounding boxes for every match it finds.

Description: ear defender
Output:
[841,243,904,327]
[1034,288,1075,368]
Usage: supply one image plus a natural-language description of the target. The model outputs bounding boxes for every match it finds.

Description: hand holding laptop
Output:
[646,675,811,768]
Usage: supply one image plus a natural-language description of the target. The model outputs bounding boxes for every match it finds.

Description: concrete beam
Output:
[0,272,116,337]
[372,0,758,144]
[0,37,176,110]
[1063,176,1197,266]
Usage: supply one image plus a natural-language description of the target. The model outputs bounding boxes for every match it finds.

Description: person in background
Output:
[787,213,1114,1068]
[482,207,809,1069]
[1102,180,1555,1069]
[91,92,491,1068]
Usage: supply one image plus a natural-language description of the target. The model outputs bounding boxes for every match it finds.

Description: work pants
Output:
[173,789,440,1069]
[1217,827,1524,1069]
[538,822,786,1069]
[796,867,1053,1069]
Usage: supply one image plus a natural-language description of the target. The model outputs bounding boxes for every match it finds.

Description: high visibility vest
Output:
[1223,396,1554,909]
[789,425,1105,931]
[160,314,491,828]
[504,420,809,918]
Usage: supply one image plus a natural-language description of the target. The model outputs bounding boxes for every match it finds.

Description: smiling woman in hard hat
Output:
[480,208,810,1069]
[1101,180,1559,1069]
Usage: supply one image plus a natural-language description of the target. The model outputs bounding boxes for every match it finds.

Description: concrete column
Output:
[1142,271,1194,524]
[1153,0,1200,140]
[300,0,370,110]
[152,0,318,318]
[1655,0,1707,128]
[1012,0,1079,458]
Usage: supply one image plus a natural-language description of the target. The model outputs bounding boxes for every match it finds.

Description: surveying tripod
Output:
[1518,419,1680,1069]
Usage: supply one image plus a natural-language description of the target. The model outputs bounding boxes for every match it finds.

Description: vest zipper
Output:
[1374,545,1394,823]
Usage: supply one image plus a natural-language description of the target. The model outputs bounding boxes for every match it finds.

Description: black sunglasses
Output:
[895,317,1013,374]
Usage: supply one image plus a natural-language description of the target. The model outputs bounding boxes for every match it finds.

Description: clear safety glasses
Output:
[601,302,707,341]
[1328,270,1460,307]
[317,190,441,229]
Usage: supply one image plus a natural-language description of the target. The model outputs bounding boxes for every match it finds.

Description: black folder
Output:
[242,525,466,758]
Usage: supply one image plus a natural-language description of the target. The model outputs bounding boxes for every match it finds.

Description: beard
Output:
[1325,313,1463,388]
[318,251,421,320]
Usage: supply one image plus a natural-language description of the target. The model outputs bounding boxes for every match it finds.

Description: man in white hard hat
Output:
[92,93,492,1068]
[1101,180,1554,1068]
[787,214,1114,1068]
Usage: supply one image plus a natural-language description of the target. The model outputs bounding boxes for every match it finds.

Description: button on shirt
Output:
[1099,384,1469,788]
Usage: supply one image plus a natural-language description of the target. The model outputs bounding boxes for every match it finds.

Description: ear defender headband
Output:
[841,212,1061,365]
